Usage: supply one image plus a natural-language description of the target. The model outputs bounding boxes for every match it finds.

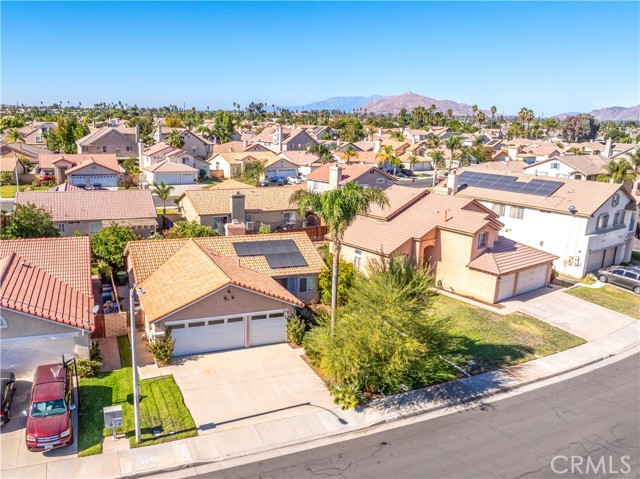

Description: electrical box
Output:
[103,405,123,429]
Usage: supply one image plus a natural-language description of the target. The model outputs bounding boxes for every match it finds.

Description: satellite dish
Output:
[92,305,100,315]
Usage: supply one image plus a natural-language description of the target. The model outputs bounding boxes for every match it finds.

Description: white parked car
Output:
[287,176,306,184]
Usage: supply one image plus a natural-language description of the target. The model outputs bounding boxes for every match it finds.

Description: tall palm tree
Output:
[602,159,633,183]
[430,150,446,186]
[306,143,335,165]
[490,106,497,128]
[444,135,463,174]
[375,145,400,174]
[390,131,405,141]
[446,109,453,120]
[476,112,486,126]
[166,129,185,148]
[428,135,442,149]
[5,129,24,143]
[339,145,358,164]
[290,183,389,335]
[152,181,175,214]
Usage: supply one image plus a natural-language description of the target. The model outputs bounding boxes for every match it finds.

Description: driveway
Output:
[501,285,637,341]
[0,379,78,472]
[157,344,336,435]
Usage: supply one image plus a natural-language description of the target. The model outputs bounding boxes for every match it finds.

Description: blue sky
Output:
[2,1,639,115]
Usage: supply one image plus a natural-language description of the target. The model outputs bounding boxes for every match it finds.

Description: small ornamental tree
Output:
[164,220,218,238]
[0,203,61,239]
[90,223,137,268]
[147,326,176,366]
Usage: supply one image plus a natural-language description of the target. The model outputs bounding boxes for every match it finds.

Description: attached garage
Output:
[0,333,83,378]
[586,249,605,272]
[514,264,549,296]
[144,160,198,185]
[496,273,516,302]
[249,311,286,347]
[168,315,245,357]
[266,168,296,179]
[153,172,196,185]
[71,175,86,186]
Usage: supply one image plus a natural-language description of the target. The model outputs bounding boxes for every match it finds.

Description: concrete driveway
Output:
[0,379,78,472]
[501,284,637,341]
[158,344,336,435]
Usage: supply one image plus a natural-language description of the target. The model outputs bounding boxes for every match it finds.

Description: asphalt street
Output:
[204,354,640,479]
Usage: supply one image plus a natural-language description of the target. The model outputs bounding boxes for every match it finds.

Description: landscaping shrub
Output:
[287,314,306,346]
[146,326,175,365]
[258,224,271,234]
[95,260,112,284]
[90,341,103,363]
[32,175,56,187]
[76,359,102,378]
[0,172,12,186]
[331,384,363,410]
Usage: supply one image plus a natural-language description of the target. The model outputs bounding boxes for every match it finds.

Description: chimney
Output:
[243,139,248,148]
[138,140,144,173]
[277,124,283,152]
[336,138,341,147]
[604,137,613,158]
[225,221,246,236]
[157,121,162,142]
[446,172,459,195]
[329,165,342,190]
[135,125,140,143]
[230,191,246,222]
[374,139,381,153]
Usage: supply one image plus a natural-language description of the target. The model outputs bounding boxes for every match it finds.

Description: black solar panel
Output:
[233,239,308,269]
[457,171,563,197]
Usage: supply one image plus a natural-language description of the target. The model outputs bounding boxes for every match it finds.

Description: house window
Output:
[227,317,244,323]
[115,146,120,153]
[611,194,620,207]
[58,224,65,232]
[89,222,102,234]
[286,278,297,294]
[596,213,609,230]
[491,203,506,216]
[376,178,384,184]
[102,146,107,153]
[215,162,220,170]
[126,146,134,152]
[509,206,524,220]
[283,212,295,224]
[35,136,42,142]
[212,216,228,227]
[182,157,190,164]
[244,213,252,222]
[188,321,205,328]
[82,146,88,153]
[550,162,560,169]
[208,319,224,326]
[354,256,362,271]
[613,211,624,226]
[478,232,487,248]
[299,276,317,293]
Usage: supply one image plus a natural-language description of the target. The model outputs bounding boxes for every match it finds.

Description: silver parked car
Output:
[596,266,640,294]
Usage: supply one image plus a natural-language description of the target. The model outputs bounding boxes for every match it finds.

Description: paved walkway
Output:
[95,337,121,372]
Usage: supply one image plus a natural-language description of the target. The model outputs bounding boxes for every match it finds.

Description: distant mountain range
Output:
[362,92,487,116]
[555,105,639,122]
[283,95,383,112]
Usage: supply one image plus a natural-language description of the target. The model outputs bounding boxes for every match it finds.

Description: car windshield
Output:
[30,399,67,417]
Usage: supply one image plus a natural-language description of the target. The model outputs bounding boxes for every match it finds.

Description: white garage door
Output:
[586,250,605,272]
[603,247,616,268]
[1,334,80,378]
[181,174,195,184]
[515,265,548,296]
[168,316,245,356]
[497,273,516,302]
[267,168,296,179]
[89,175,117,187]
[249,311,286,347]
[156,173,183,185]
[71,176,86,186]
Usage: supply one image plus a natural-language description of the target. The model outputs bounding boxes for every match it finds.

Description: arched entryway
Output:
[423,245,436,274]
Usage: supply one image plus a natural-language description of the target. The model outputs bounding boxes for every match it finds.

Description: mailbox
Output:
[103,405,123,438]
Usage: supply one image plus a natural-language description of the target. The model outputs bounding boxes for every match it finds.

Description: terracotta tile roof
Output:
[52,183,84,192]
[39,153,119,171]
[178,186,298,216]
[467,237,558,276]
[207,179,256,190]
[524,155,610,177]
[337,151,380,164]
[0,237,92,296]
[143,142,176,156]
[15,190,157,222]
[306,163,393,184]
[138,241,303,322]
[0,142,51,160]
[77,126,136,146]
[0,253,94,331]
[277,151,321,166]
[342,194,502,255]
[212,141,247,153]
[366,184,429,220]
[127,232,326,284]
[144,159,198,173]
[64,155,121,175]
[0,155,18,172]
[209,151,279,165]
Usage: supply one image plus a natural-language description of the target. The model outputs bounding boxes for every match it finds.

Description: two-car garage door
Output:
[496,264,549,302]
[167,310,286,356]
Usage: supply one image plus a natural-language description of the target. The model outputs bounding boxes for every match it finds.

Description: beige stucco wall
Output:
[56,220,156,238]
[79,130,137,156]
[153,285,296,326]
[68,164,120,177]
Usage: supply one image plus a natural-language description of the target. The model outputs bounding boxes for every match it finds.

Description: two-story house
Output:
[76,125,139,160]
[154,125,213,159]
[523,155,611,181]
[306,164,396,193]
[38,153,121,187]
[141,142,203,184]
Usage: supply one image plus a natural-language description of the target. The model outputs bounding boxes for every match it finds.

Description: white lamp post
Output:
[129,285,145,443]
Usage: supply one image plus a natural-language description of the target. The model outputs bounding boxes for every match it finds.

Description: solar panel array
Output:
[457,172,564,197]
[233,239,308,269]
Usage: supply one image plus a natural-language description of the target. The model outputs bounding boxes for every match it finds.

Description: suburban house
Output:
[339,185,557,304]
[523,155,611,181]
[125,233,326,356]
[76,125,139,159]
[15,189,158,236]
[0,237,94,377]
[176,186,310,234]
[212,141,271,154]
[0,154,26,182]
[1,121,57,148]
[142,142,209,174]
[306,164,396,193]
[0,142,51,165]
[402,129,431,143]
[38,153,121,187]
[154,125,213,159]
[144,160,199,185]
[208,151,279,178]
[253,125,316,152]
[304,126,335,141]
[445,169,638,277]
[277,150,322,176]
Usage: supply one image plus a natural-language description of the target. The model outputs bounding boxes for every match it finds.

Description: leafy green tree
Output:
[444,135,463,174]
[127,114,155,139]
[212,110,236,143]
[4,129,24,143]
[241,159,267,185]
[164,220,218,238]
[18,156,34,173]
[390,131,405,141]
[0,204,60,239]
[152,181,175,214]
[46,115,89,153]
[598,159,633,183]
[165,116,184,128]
[290,183,389,335]
[0,116,24,132]
[562,114,599,142]
[0,172,13,186]
[376,145,401,175]
[339,118,365,143]
[307,143,335,165]
[316,244,357,306]
[166,129,185,148]
[91,224,138,268]
[122,157,140,175]
[397,108,411,127]
[506,121,526,140]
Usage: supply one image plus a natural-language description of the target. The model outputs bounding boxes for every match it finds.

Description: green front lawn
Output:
[435,295,586,372]
[78,368,197,456]
[565,285,640,319]
[0,185,50,198]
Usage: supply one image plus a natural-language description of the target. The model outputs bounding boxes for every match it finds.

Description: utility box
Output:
[103,405,123,438]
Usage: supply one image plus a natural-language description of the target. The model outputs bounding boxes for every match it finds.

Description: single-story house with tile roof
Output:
[144,159,199,185]
[125,233,326,356]
[38,153,121,187]
[0,154,26,181]
[207,151,280,179]
[0,237,95,377]
[15,189,158,237]
[340,185,557,304]
[306,164,396,193]
[176,185,308,233]
[0,142,52,165]
[277,151,322,176]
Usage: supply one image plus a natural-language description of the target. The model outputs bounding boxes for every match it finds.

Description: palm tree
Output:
[430,150,446,186]
[567,146,587,155]
[306,143,335,165]
[601,159,633,183]
[629,151,640,177]
[407,155,419,171]
[476,112,486,126]
[339,145,358,164]
[290,183,389,335]
[446,109,453,120]
[444,135,463,174]
[428,135,442,149]
[490,106,497,128]
[166,129,185,148]
[390,131,405,141]
[376,145,401,175]
[152,181,175,214]
[5,129,24,143]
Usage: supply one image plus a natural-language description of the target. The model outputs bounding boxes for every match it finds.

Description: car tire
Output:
[598,274,608,283]
[634,286,640,295]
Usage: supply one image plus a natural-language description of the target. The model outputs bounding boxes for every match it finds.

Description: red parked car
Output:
[24,363,75,452]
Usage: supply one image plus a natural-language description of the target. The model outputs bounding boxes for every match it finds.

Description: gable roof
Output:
[467,236,558,276]
[0,155,19,173]
[277,150,321,167]
[15,190,157,223]
[178,186,299,216]
[0,142,52,160]
[523,154,610,177]
[65,155,121,175]
[38,153,119,171]
[138,240,303,322]
[76,126,136,147]
[144,159,198,173]
[306,163,394,184]
[365,184,430,220]
[126,232,326,284]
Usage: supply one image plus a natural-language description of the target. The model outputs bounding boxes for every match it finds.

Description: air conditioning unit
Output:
[246,221,255,231]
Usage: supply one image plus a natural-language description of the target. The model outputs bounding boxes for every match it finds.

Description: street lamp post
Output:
[129,286,144,444]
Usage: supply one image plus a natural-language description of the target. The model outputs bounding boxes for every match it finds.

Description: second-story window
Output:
[491,203,506,216]
[596,213,609,230]
[478,232,487,248]
[509,206,524,220]
[612,193,620,207]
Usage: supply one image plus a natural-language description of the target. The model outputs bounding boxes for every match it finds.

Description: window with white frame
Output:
[550,162,560,169]
[613,211,624,226]
[376,178,384,184]
[491,203,506,216]
[611,193,620,207]
[478,232,487,248]
[354,256,362,271]
[299,276,317,293]
[215,161,220,170]
[596,213,609,230]
[58,224,65,232]
[89,222,102,234]
[244,213,252,222]
[82,146,88,153]
[102,146,107,153]
[126,146,134,152]
[509,206,524,219]
[182,157,190,164]
[36,136,42,142]
[283,212,295,224]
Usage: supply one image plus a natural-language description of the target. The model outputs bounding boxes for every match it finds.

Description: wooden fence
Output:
[281,225,328,242]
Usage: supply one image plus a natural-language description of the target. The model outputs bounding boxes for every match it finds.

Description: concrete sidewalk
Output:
[4,317,638,479]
